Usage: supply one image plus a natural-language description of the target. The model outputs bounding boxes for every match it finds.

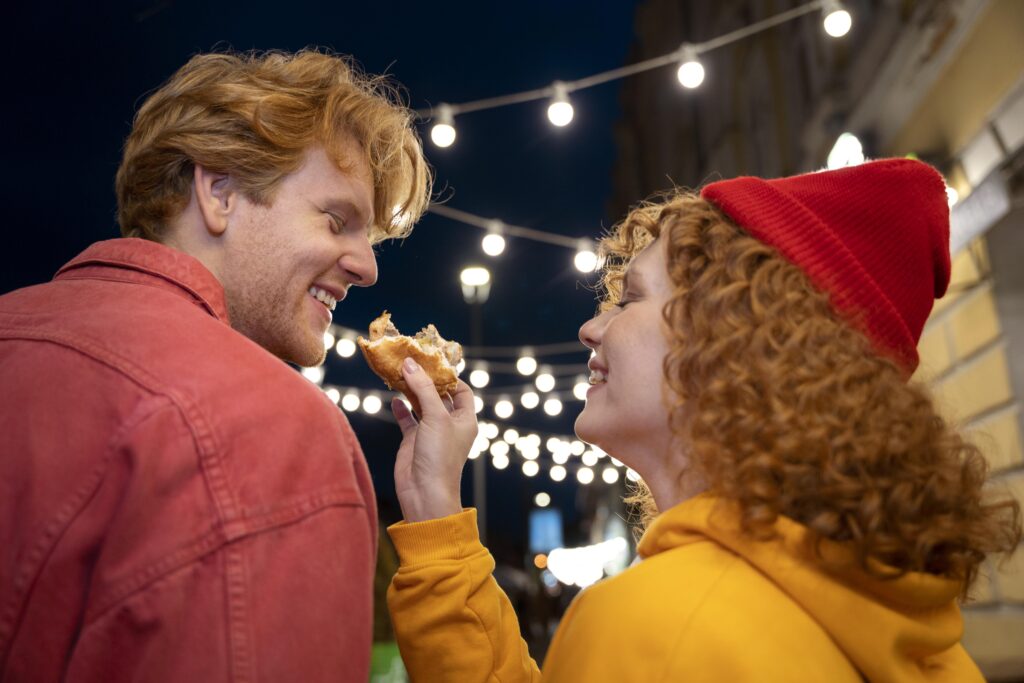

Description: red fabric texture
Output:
[0,238,378,682]
[701,158,951,373]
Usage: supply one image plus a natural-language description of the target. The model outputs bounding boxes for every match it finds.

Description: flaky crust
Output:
[357,312,460,415]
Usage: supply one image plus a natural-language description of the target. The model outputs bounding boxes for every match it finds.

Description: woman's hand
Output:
[391,357,478,523]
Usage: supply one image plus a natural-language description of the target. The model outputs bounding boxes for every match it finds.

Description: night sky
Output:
[3,0,641,549]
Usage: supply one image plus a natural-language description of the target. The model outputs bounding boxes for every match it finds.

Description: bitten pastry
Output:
[357,311,463,415]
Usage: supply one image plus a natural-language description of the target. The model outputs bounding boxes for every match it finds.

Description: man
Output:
[0,49,430,681]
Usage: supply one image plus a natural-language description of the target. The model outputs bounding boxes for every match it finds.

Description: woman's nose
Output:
[578,312,605,350]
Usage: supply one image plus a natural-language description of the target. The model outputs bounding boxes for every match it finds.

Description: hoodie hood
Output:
[637,494,980,683]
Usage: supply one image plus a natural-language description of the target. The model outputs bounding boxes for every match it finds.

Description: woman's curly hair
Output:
[599,191,1021,595]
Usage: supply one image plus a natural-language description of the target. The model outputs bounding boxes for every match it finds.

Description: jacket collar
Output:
[56,238,230,323]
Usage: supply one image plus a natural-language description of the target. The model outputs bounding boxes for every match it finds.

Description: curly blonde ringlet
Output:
[599,191,1021,595]
[116,48,431,244]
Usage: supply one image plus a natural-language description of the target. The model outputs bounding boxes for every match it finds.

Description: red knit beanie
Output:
[700,158,951,374]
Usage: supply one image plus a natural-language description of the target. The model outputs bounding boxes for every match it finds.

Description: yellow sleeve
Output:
[386,509,542,683]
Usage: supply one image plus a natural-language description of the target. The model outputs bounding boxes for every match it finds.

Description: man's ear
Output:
[193,164,237,236]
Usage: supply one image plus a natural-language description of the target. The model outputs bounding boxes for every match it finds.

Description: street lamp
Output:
[459,265,491,542]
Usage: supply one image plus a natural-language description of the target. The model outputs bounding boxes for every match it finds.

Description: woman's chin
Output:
[573,410,604,449]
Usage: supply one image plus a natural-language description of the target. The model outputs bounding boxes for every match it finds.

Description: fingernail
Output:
[404,358,419,373]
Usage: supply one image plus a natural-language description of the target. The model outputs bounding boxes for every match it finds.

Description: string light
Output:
[521,391,540,409]
[523,460,540,477]
[573,376,589,400]
[335,337,356,358]
[516,352,538,375]
[601,466,620,484]
[504,428,520,444]
[581,450,599,467]
[550,465,567,482]
[822,0,852,37]
[547,81,574,127]
[325,388,340,404]
[573,239,600,273]
[544,398,563,416]
[577,467,594,485]
[535,492,551,507]
[490,441,510,458]
[494,398,514,419]
[469,365,491,388]
[474,396,484,413]
[535,369,556,392]
[675,44,705,89]
[341,392,360,411]
[552,450,570,465]
[323,330,336,350]
[430,103,456,148]
[301,366,325,385]
[482,220,506,256]
[362,395,382,414]
[492,453,510,470]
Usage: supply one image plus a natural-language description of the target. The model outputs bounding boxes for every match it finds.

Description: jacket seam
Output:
[0,397,174,672]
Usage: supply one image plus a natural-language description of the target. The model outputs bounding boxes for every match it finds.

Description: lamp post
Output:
[460,265,491,543]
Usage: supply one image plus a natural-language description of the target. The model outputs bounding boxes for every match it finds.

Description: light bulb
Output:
[521,391,540,409]
[323,330,336,349]
[362,395,382,414]
[460,266,491,287]
[535,492,551,507]
[482,233,506,256]
[522,460,540,477]
[341,392,360,411]
[431,104,456,148]
[492,453,509,470]
[544,398,563,416]
[577,467,594,485]
[550,465,567,482]
[474,396,484,414]
[504,428,519,444]
[547,81,574,127]
[481,422,500,440]
[301,366,324,385]
[490,441,510,458]
[676,45,705,89]
[335,337,357,358]
[582,450,599,467]
[469,368,490,388]
[822,1,852,37]
[494,399,514,419]
[574,248,598,273]
[573,378,589,400]
[516,354,537,375]
[325,388,340,404]
[456,358,466,374]
[602,467,620,484]
[535,372,555,393]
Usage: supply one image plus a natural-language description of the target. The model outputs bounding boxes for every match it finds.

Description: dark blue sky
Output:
[2,0,641,544]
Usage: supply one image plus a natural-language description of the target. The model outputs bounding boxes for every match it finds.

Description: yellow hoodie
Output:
[387,494,982,682]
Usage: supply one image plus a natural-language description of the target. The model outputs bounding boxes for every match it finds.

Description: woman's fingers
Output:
[400,358,446,417]
[392,398,417,436]
[450,380,475,415]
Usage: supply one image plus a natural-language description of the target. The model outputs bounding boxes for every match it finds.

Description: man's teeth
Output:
[589,369,607,384]
[308,286,337,312]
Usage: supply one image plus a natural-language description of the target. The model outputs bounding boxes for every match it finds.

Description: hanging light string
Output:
[418,0,850,127]
[319,382,634,486]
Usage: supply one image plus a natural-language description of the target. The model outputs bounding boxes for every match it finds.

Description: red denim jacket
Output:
[0,239,378,682]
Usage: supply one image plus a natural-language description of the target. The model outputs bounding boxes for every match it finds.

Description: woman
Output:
[385,159,1021,682]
